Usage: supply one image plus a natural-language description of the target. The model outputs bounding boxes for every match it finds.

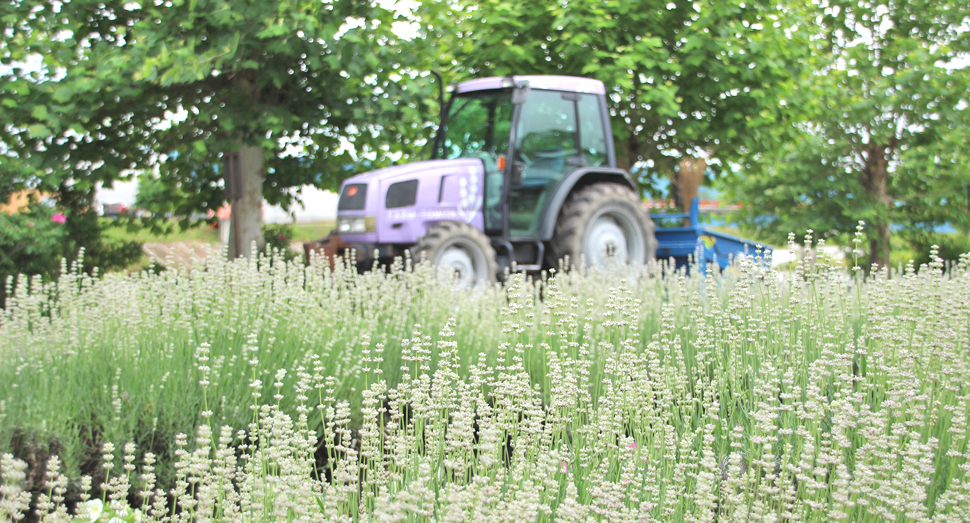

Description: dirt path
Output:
[142,241,222,269]
[142,241,305,268]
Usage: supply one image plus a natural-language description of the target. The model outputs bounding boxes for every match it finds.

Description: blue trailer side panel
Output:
[651,198,770,270]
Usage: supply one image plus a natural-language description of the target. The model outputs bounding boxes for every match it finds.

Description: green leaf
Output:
[32,105,48,120]
[257,23,290,39]
[192,140,207,155]
[28,124,51,138]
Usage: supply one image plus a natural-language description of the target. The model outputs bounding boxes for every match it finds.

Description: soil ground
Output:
[112,221,334,271]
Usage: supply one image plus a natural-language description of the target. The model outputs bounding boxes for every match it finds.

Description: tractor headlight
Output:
[337,216,376,234]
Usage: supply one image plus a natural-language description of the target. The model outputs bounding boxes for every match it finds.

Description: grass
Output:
[100,219,222,244]
[100,219,335,245]
[1,240,969,521]
[288,222,336,242]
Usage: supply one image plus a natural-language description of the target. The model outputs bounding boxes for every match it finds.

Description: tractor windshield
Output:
[438,90,514,170]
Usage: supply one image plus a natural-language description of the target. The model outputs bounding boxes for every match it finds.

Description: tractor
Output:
[306,75,660,284]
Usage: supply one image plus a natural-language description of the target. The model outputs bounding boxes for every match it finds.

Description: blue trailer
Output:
[651,197,770,271]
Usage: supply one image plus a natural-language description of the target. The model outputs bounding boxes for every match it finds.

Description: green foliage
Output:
[0,186,142,306]
[902,231,970,268]
[727,0,970,265]
[437,0,809,188]
[134,171,182,217]
[260,222,299,263]
[0,202,67,304]
[56,185,144,276]
[131,170,199,237]
[0,157,31,206]
[0,0,436,223]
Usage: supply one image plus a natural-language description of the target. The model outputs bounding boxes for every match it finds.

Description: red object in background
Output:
[347,186,358,197]
[206,204,232,225]
[643,199,742,212]
[101,203,127,217]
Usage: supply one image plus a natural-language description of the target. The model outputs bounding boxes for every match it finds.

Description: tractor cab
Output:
[434,77,613,241]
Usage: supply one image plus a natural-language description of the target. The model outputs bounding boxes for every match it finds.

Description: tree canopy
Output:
[726,0,970,267]
[1,0,435,257]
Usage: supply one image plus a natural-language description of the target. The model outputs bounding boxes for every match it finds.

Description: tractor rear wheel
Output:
[547,183,657,269]
[411,221,498,286]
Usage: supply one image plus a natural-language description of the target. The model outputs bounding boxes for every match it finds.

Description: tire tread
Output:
[410,221,498,282]
[547,183,657,269]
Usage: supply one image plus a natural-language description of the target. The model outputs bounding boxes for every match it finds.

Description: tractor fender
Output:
[537,167,637,241]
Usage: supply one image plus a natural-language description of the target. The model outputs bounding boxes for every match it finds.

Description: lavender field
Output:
[1,238,969,522]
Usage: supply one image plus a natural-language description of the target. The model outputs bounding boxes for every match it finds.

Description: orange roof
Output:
[1,190,50,215]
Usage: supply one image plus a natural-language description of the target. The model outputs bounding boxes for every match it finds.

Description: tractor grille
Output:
[338,184,367,211]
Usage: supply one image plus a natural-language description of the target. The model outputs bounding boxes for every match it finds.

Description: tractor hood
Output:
[344,159,482,184]
[336,158,487,245]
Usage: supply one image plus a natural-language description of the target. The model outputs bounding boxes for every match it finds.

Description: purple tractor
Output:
[307,75,657,284]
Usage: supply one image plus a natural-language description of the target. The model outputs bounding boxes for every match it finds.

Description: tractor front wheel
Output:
[411,221,498,286]
[547,183,657,269]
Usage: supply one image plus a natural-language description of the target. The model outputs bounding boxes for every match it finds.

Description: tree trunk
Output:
[870,221,891,271]
[227,144,265,260]
[615,132,638,174]
[671,156,706,224]
[862,142,894,270]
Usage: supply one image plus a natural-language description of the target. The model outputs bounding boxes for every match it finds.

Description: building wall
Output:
[1,190,50,214]
[96,180,339,223]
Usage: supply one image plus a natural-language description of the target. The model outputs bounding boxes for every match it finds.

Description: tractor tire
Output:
[547,183,657,270]
[410,221,498,286]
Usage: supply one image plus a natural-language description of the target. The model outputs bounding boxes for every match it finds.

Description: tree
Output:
[433,0,808,212]
[0,158,142,306]
[727,0,970,268]
[0,184,142,306]
[134,170,182,219]
[1,200,67,305]
[1,0,434,259]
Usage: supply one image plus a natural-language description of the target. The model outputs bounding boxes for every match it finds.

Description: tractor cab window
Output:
[439,91,514,165]
[438,91,514,231]
[508,91,580,236]
[577,94,607,167]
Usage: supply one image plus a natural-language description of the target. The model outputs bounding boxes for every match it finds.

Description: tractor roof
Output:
[456,76,606,95]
